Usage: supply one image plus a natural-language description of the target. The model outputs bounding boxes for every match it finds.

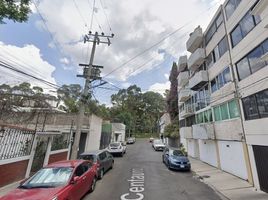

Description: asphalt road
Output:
[83,139,222,200]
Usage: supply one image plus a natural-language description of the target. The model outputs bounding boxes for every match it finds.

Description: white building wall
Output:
[198,140,218,167]
[85,115,103,151]
[187,139,199,158]
[218,141,248,180]
[111,123,126,142]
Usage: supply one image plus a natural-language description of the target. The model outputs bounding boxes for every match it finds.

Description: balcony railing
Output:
[192,123,215,140]
[187,48,206,72]
[178,71,189,87]
[178,88,191,102]
[180,127,193,139]
[189,70,208,90]
[186,26,203,53]
[178,55,187,72]
[180,104,194,119]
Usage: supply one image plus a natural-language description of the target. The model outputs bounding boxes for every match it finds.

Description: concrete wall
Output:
[111,123,126,142]
[198,140,218,167]
[214,119,244,141]
[218,141,248,180]
[188,139,199,158]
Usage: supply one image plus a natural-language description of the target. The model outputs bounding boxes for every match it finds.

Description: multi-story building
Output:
[179,0,268,193]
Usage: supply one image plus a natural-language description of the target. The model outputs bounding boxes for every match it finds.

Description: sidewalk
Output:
[0,181,19,197]
[190,157,268,200]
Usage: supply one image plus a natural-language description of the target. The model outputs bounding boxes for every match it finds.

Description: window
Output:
[186,115,196,126]
[214,46,220,61]
[263,39,268,53]
[210,67,231,93]
[236,39,268,81]
[195,109,212,124]
[206,52,214,68]
[218,36,228,57]
[242,89,268,120]
[217,73,224,89]
[242,95,259,120]
[211,79,217,93]
[205,11,223,44]
[225,0,241,20]
[248,46,266,74]
[220,103,229,120]
[228,100,240,118]
[231,25,243,47]
[75,165,85,177]
[236,57,251,80]
[223,67,231,83]
[231,8,261,47]
[214,106,221,121]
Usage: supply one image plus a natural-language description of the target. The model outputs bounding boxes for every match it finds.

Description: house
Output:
[178,0,268,193]
[111,123,126,142]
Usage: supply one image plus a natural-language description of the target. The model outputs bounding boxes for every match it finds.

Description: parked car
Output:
[80,150,114,180]
[107,142,126,156]
[149,137,154,143]
[127,137,135,144]
[162,147,191,171]
[0,160,98,200]
[152,139,165,151]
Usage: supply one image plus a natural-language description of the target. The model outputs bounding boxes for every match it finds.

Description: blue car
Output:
[162,147,191,171]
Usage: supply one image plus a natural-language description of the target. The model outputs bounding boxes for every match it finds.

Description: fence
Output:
[0,125,35,160]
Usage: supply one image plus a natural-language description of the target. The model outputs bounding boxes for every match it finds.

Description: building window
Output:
[225,0,241,20]
[195,109,213,124]
[195,84,210,111]
[230,8,261,47]
[210,67,231,93]
[242,89,268,120]
[236,39,268,80]
[218,36,228,57]
[213,100,240,122]
[205,12,223,45]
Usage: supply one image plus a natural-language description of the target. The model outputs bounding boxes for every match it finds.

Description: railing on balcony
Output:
[178,89,191,102]
[180,104,194,118]
[178,55,188,72]
[189,70,208,90]
[178,71,189,87]
[187,48,206,72]
[186,26,203,53]
[192,123,215,140]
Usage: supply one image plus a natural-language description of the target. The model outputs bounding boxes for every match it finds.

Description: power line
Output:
[72,0,88,27]
[99,0,112,32]
[103,0,222,78]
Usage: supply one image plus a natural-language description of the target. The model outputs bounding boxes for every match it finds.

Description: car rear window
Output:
[80,155,97,163]
[110,143,120,147]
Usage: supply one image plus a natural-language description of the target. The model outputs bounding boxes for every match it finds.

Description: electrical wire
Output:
[99,0,112,32]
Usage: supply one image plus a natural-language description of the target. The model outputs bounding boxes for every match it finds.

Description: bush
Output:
[164,123,179,139]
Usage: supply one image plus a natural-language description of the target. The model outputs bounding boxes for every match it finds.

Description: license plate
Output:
[180,165,185,168]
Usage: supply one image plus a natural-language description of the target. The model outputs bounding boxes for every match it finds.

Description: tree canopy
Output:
[0,0,31,24]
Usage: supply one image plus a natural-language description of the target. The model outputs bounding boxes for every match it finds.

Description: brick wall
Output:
[0,159,29,187]
[48,151,68,164]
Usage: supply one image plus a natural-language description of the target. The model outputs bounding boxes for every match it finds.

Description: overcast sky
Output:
[0,0,224,105]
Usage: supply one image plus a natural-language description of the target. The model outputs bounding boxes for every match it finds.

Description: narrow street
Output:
[84,139,222,200]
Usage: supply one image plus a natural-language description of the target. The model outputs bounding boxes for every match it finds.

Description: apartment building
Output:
[179,0,268,193]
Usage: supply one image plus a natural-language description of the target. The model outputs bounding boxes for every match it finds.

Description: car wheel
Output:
[98,169,104,180]
[89,177,97,192]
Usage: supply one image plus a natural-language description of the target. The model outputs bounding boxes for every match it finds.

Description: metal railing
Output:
[0,125,35,160]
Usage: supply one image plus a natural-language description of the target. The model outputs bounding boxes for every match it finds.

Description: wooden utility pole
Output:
[70,31,114,159]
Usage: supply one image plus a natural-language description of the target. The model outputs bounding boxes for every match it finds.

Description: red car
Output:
[0,160,98,200]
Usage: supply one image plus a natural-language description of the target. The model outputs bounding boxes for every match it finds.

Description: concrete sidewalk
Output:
[190,157,268,200]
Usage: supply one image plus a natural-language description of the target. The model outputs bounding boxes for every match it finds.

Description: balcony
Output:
[178,88,191,102]
[178,71,189,87]
[192,123,215,140]
[186,26,203,53]
[187,48,206,72]
[178,56,188,72]
[180,104,194,119]
[180,127,193,139]
[189,70,208,90]
[251,0,268,17]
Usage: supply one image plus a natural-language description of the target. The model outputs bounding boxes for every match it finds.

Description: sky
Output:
[0,0,225,106]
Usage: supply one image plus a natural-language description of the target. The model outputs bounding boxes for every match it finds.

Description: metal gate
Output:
[253,145,268,193]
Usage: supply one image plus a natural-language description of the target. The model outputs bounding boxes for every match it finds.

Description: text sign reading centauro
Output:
[121,168,145,200]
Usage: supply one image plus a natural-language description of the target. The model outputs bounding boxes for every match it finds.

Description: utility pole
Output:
[70,31,114,159]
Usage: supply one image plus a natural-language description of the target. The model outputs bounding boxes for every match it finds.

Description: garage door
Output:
[253,145,268,193]
[199,140,217,167]
[218,141,248,180]
[188,139,199,158]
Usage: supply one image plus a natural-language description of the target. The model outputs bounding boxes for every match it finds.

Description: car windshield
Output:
[21,167,73,189]
[80,155,97,163]
[154,140,162,144]
[110,143,120,147]
[172,150,184,157]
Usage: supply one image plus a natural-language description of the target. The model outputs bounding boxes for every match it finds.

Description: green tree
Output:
[0,0,31,24]
[164,123,179,139]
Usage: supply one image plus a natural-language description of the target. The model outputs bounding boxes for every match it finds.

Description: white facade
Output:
[198,140,217,167]
[159,113,171,134]
[111,123,126,142]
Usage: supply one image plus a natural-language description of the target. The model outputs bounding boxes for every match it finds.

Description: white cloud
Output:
[60,57,70,65]
[148,81,170,96]
[34,0,224,81]
[164,73,169,80]
[0,42,57,92]
[121,82,131,88]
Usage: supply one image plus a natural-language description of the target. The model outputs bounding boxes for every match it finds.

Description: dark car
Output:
[162,147,191,171]
[80,150,114,180]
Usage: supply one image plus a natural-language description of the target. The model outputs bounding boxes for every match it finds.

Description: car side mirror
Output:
[71,176,80,184]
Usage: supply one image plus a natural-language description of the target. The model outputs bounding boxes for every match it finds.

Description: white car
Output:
[107,142,126,156]
[127,137,135,144]
[152,139,165,151]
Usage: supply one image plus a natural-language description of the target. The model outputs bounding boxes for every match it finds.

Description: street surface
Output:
[84,139,222,200]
